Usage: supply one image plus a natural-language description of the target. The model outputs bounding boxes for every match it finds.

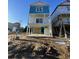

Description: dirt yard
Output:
[8,33,70,59]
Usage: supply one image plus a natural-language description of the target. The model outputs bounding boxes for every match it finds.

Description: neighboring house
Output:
[51,0,70,37]
[8,22,20,33]
[28,1,52,36]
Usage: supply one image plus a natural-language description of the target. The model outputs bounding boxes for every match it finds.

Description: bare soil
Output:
[8,33,70,59]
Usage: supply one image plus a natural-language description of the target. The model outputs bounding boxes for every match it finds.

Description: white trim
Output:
[36,6,43,12]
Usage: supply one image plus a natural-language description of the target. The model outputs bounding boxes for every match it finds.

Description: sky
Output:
[8,0,64,27]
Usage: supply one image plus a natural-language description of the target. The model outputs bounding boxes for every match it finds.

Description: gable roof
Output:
[60,0,70,6]
[30,1,49,6]
[51,0,70,16]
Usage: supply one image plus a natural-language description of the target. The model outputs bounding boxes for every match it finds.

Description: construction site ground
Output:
[8,32,70,59]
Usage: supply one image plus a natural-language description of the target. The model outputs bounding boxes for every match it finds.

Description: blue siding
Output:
[29,6,49,13]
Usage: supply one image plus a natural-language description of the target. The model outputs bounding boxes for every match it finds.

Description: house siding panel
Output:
[29,6,49,13]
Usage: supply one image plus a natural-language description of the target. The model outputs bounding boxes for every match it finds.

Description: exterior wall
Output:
[28,1,50,35]
[31,26,49,35]
[12,27,17,32]
[8,22,14,30]
[51,2,70,21]
[29,6,49,14]
[63,17,70,24]
[52,16,70,26]
[32,27,41,34]
[29,14,50,34]
[8,22,20,33]
[44,27,49,35]
[29,14,49,25]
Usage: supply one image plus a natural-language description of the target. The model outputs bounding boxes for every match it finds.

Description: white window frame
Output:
[36,18,43,23]
[36,6,43,12]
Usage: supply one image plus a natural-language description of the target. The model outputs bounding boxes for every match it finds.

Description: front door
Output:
[41,27,44,34]
[35,27,40,34]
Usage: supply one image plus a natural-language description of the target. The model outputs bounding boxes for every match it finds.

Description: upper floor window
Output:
[67,6,70,11]
[36,6,43,12]
[67,18,70,23]
[36,18,43,23]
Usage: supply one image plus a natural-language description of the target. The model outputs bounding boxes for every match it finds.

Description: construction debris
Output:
[8,38,69,59]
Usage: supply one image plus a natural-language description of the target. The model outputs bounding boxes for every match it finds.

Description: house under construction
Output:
[27,0,70,38]
[51,0,70,38]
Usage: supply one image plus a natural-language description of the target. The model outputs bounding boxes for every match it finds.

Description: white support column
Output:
[59,19,67,38]
[49,19,52,37]
[62,20,67,39]
[59,16,63,37]
[29,25,30,35]
[44,14,45,34]
[59,20,62,37]
[28,13,30,35]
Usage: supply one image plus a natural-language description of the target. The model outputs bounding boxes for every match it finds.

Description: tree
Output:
[24,26,28,32]
[20,27,24,32]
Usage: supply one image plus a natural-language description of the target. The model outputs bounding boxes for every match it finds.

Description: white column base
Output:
[65,33,67,39]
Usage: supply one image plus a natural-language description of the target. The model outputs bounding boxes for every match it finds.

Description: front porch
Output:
[27,34,53,38]
[27,24,52,36]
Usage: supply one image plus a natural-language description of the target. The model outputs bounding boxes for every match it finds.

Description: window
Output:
[67,6,70,11]
[67,18,70,23]
[36,6,43,12]
[36,18,43,23]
